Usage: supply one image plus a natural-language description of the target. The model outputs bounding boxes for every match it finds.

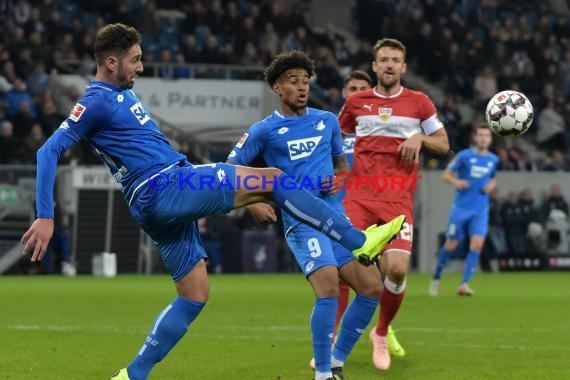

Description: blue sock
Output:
[272,174,365,250]
[333,295,378,364]
[433,247,451,280]
[312,297,338,374]
[462,251,480,284]
[127,297,205,380]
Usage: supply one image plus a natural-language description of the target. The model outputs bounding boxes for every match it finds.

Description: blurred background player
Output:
[20,24,405,380]
[338,38,450,371]
[228,51,405,380]
[429,125,499,296]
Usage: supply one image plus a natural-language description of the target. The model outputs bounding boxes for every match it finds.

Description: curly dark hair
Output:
[263,50,315,87]
[94,23,141,65]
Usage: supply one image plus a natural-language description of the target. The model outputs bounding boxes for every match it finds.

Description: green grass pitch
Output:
[1,272,569,379]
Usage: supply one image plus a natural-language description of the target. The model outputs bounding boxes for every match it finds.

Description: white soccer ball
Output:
[485,90,534,137]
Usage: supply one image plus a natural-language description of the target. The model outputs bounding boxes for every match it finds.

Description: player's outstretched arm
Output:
[21,218,54,261]
[22,129,76,261]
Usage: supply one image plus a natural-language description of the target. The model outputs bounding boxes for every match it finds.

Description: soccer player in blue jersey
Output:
[429,124,499,296]
[20,24,405,380]
[227,52,404,380]
[339,70,372,168]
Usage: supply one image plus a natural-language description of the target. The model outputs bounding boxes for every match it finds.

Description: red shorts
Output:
[344,198,414,253]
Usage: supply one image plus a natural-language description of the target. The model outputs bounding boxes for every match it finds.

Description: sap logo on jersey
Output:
[130,102,150,125]
[343,136,355,154]
[287,136,323,160]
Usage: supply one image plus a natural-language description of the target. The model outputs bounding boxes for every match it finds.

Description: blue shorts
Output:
[445,205,488,242]
[129,162,236,281]
[286,223,355,277]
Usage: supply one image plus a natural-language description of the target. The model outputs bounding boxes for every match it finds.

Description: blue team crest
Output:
[314,120,326,131]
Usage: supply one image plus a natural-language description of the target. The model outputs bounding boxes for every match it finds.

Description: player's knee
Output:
[360,281,382,298]
[469,243,483,253]
[445,239,459,251]
[318,284,339,298]
[386,268,407,284]
[469,237,485,252]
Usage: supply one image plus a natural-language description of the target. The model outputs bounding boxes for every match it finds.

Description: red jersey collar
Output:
[373,86,404,99]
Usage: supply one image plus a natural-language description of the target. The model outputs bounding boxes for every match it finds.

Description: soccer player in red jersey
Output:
[335,70,405,355]
[338,38,450,371]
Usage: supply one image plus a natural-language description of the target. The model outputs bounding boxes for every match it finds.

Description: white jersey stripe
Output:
[355,114,423,139]
[283,200,321,227]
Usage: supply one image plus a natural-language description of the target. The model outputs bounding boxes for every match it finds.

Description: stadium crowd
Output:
[0,0,569,169]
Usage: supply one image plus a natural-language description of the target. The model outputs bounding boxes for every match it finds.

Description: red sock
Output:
[376,286,405,336]
[333,282,350,336]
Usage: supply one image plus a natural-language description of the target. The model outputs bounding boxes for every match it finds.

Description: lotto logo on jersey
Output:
[287,136,323,161]
[69,103,86,122]
[130,102,150,125]
[379,106,392,121]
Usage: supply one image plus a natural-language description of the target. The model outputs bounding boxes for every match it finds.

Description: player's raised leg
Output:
[232,165,405,262]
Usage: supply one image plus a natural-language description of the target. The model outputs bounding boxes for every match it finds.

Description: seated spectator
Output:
[516,151,539,172]
[200,34,223,64]
[8,100,35,139]
[4,77,37,119]
[536,100,566,152]
[0,120,26,164]
[496,147,516,171]
[281,26,309,52]
[315,53,343,101]
[37,98,65,136]
[519,188,540,229]
[543,150,568,172]
[173,53,191,79]
[542,184,569,221]
[180,34,200,64]
[260,22,279,56]
[473,65,498,108]
[23,123,46,162]
[26,61,50,96]
[14,48,34,81]
[158,49,174,79]
[502,190,528,255]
